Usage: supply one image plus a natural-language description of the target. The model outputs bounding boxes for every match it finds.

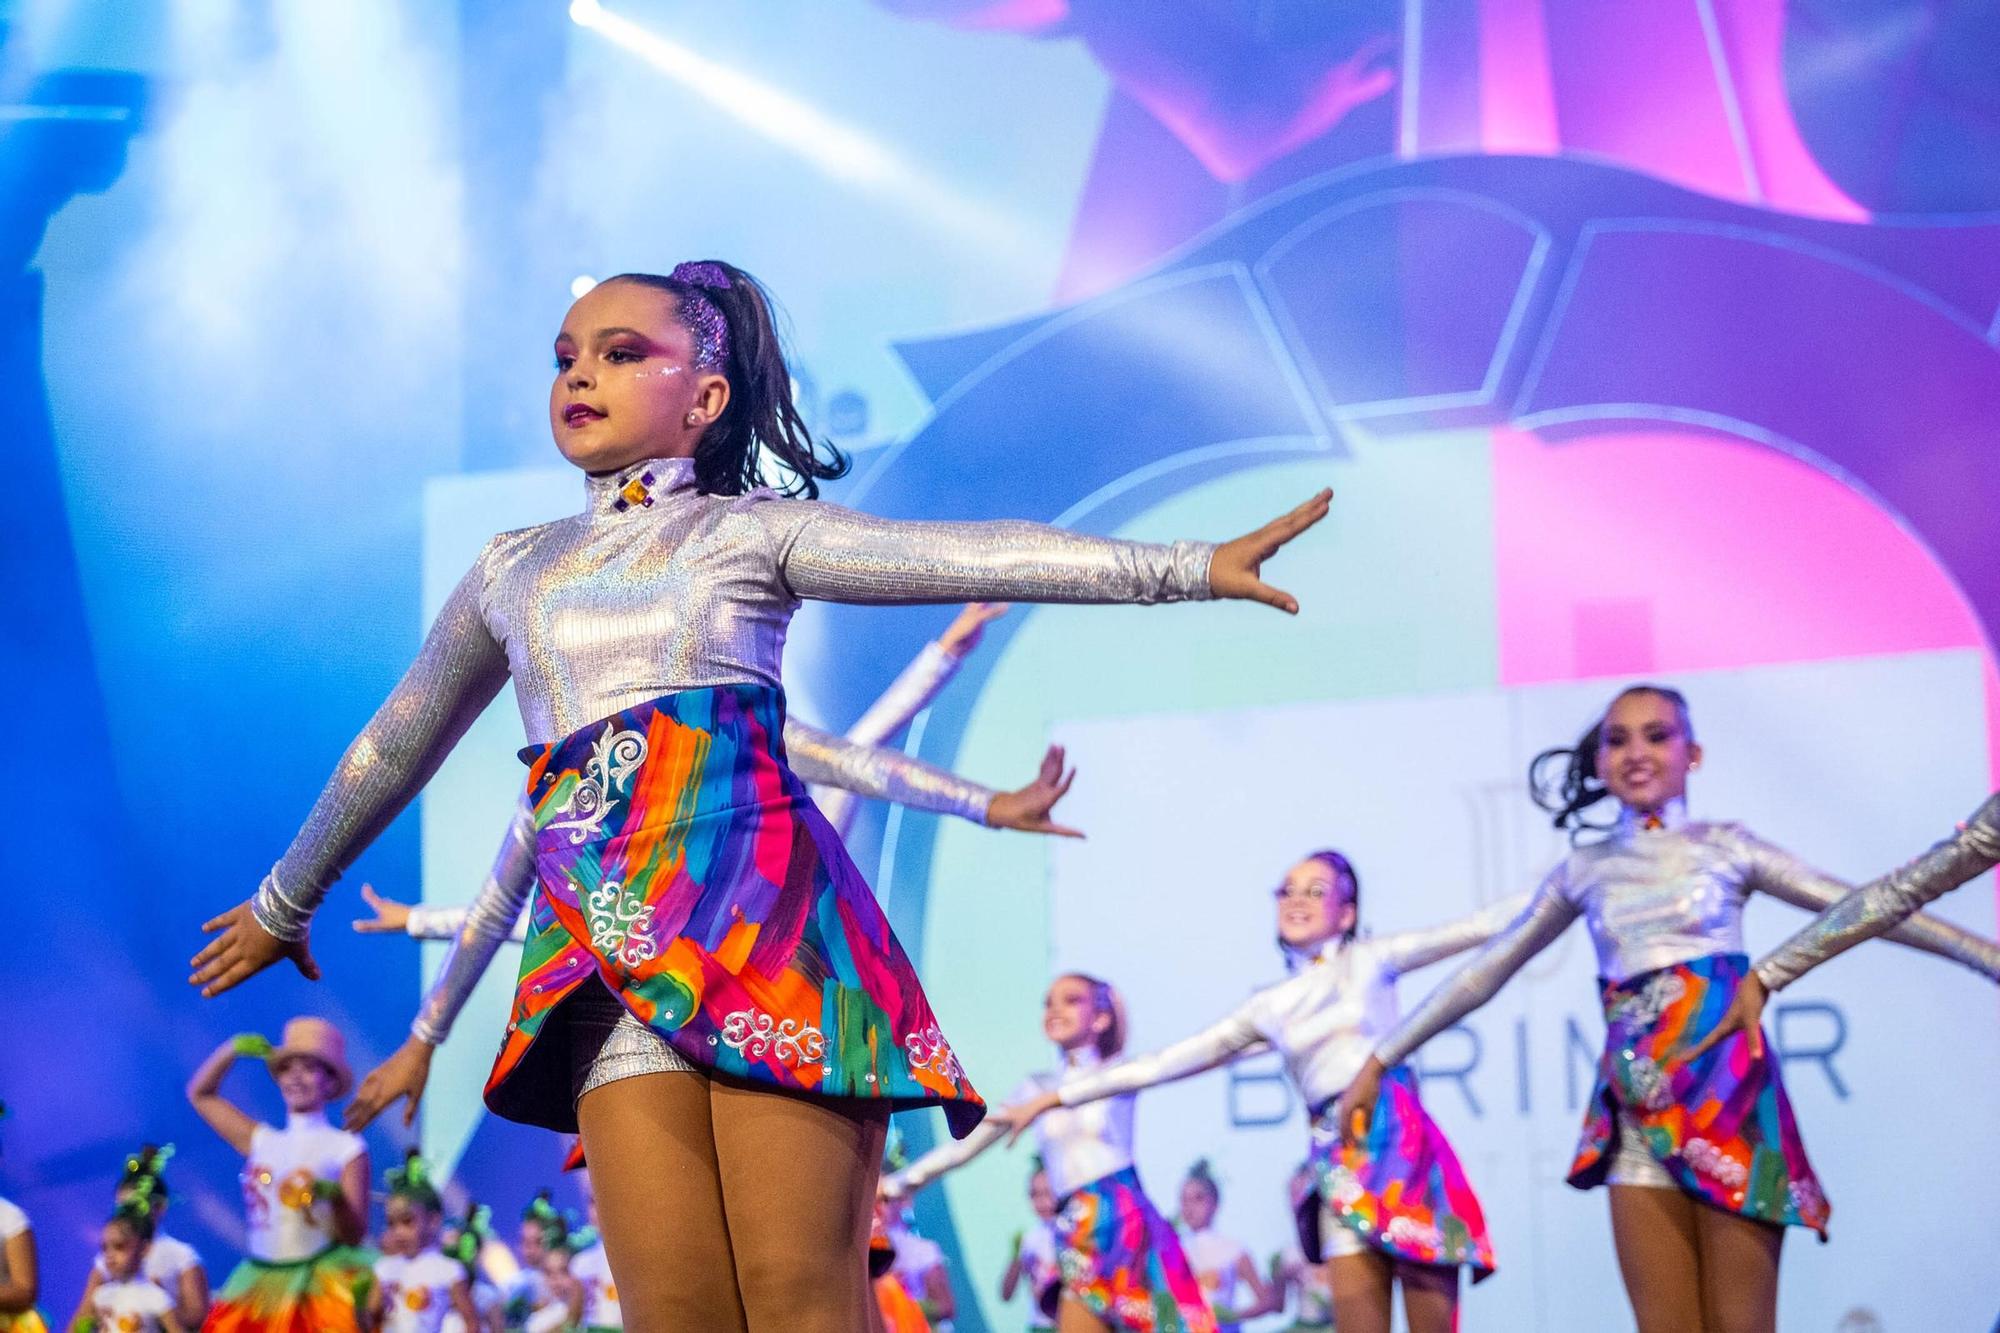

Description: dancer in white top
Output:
[1174,1162,1268,1333]
[371,1153,480,1333]
[186,1017,371,1333]
[71,1200,185,1333]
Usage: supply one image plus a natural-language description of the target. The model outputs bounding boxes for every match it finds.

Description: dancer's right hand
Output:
[191,901,320,997]
[1208,488,1334,614]
[939,602,1007,658]
[986,745,1083,838]
[1684,973,1768,1064]
[993,1090,1062,1147]
[352,885,413,934]
[1335,1056,1385,1148]
[345,1036,436,1130]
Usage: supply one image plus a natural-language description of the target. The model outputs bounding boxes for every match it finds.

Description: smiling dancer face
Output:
[272,1055,340,1115]
[1595,688,1703,815]
[1275,852,1358,953]
[1043,975,1125,1058]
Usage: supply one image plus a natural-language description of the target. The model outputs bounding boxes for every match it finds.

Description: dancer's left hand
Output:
[1208,488,1333,614]
[986,745,1083,838]
[190,901,320,996]
[992,1090,1062,1147]
[345,1036,436,1130]
[1335,1056,1384,1148]
[1685,973,1768,1063]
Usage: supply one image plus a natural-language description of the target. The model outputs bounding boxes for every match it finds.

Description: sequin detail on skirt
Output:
[1300,1067,1496,1278]
[483,683,984,1137]
[1050,1168,1216,1333]
[1567,952,1829,1236]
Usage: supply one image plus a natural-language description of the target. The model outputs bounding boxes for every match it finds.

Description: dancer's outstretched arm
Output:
[1729,822,2000,979]
[993,1006,1272,1144]
[192,548,511,995]
[1690,794,2000,1061]
[758,488,1331,613]
[1371,892,1535,976]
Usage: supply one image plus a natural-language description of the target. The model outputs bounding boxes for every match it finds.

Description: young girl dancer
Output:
[344,652,1080,1133]
[883,974,1216,1333]
[91,1146,207,1329]
[372,1154,480,1333]
[72,1200,185,1333]
[1173,1163,1267,1333]
[1335,684,2000,1333]
[503,1194,567,1331]
[1692,790,2000,1058]
[440,1206,503,1333]
[997,1164,1061,1333]
[190,261,1329,1332]
[187,1018,372,1333]
[1003,851,1518,1333]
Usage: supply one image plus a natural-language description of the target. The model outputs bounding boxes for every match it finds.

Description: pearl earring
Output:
[684,411,700,426]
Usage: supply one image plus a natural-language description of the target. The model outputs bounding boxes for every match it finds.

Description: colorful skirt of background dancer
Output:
[483,683,983,1137]
[1048,1167,1216,1333]
[1567,951,1829,1236]
[1299,1065,1496,1279]
[201,1245,375,1333]
[0,1313,49,1333]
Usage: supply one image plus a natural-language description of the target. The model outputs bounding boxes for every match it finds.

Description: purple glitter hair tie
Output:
[668,262,733,368]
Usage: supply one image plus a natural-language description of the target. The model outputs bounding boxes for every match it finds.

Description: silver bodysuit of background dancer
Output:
[1374,800,2000,1070]
[252,455,1215,940]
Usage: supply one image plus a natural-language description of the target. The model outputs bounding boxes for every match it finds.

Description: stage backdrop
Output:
[6,1,1999,1329]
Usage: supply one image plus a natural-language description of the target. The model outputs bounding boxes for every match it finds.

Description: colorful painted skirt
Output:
[201,1246,374,1333]
[1567,952,1829,1236]
[483,684,984,1138]
[0,1312,49,1333]
[1299,1066,1495,1279]
[1049,1168,1216,1333]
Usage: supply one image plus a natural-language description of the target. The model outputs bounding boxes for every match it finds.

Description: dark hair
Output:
[117,1143,172,1202]
[1183,1158,1220,1204]
[603,266,848,499]
[108,1196,160,1243]
[387,1149,443,1214]
[521,1189,570,1248]
[1302,849,1361,941]
[1055,972,1128,1058]
[1530,684,1697,834]
[444,1203,492,1278]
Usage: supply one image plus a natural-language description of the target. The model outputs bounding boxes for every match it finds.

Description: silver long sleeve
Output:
[814,641,965,837]
[410,798,537,1045]
[1373,893,1536,976]
[1756,793,2000,991]
[758,501,1216,606]
[252,558,510,940]
[403,904,526,942]
[786,720,992,828]
[1057,1011,1269,1107]
[1372,875,1579,1068]
[1733,823,2000,980]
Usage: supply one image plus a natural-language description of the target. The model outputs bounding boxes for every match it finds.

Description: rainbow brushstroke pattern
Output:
[1302,1066,1496,1278]
[201,1246,374,1333]
[1568,952,1830,1236]
[1050,1167,1215,1333]
[483,684,983,1137]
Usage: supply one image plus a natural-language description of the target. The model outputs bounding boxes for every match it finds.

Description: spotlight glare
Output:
[568,0,602,26]
[570,274,598,298]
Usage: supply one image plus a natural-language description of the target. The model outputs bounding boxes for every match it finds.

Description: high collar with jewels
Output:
[584,456,698,519]
[1616,795,1689,836]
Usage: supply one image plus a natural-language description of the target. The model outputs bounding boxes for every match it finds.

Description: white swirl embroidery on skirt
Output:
[546,723,649,845]
[584,882,658,968]
[719,1009,827,1066]
[902,1024,963,1084]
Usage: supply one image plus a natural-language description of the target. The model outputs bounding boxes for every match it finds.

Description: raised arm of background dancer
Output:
[879,1119,1011,1199]
[1755,792,2000,992]
[763,489,1331,612]
[1057,1008,1272,1108]
[184,1039,259,1154]
[1732,820,2000,981]
[1371,870,1578,1069]
[1373,892,1536,976]
[193,554,510,995]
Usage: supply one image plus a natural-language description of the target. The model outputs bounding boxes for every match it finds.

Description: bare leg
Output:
[1055,1296,1114,1332]
[1327,1249,1395,1333]
[1693,1206,1783,1333]
[708,1078,889,1333]
[577,1071,748,1333]
[1609,1185,1704,1333]
[1396,1259,1459,1333]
